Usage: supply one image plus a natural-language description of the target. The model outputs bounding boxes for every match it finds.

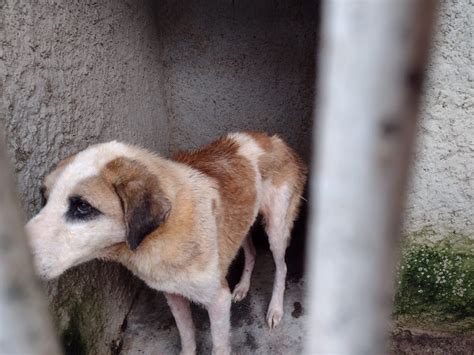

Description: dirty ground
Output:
[119,249,473,354]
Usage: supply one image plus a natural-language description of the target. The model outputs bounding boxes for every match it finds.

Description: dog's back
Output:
[173,132,307,277]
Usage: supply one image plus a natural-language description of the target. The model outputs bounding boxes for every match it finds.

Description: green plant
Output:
[394,241,474,320]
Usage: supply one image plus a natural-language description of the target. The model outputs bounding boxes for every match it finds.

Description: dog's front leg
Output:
[165,293,196,355]
[207,287,232,355]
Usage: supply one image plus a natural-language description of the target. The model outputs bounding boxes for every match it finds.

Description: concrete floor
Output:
[119,251,474,355]
[121,250,307,354]
[118,216,474,354]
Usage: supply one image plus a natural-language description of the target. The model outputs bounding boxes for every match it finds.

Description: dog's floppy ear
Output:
[104,158,171,250]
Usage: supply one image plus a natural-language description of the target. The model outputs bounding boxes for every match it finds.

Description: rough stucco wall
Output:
[406,0,473,239]
[156,0,318,162]
[1,0,168,353]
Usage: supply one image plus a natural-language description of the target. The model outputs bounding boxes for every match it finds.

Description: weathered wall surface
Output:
[405,0,473,239]
[1,0,168,353]
[155,0,318,162]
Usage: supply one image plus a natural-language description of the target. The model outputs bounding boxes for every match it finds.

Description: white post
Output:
[0,131,61,354]
[305,1,437,354]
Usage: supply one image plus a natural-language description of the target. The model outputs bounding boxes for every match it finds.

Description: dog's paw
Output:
[266,304,284,329]
[212,345,231,355]
[232,281,250,302]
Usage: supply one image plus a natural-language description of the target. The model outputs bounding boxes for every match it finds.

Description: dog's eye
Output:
[66,196,101,221]
[77,201,92,214]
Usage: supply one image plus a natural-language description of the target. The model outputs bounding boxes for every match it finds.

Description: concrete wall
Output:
[405,0,473,239]
[1,0,169,353]
[156,0,318,162]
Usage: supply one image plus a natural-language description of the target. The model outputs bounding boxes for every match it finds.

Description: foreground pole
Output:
[305,1,437,353]
[0,129,61,354]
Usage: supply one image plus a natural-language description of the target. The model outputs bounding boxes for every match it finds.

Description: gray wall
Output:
[2,0,169,217]
[406,0,473,239]
[156,0,318,162]
[1,0,169,353]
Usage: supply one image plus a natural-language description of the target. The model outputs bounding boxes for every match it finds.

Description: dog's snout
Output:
[25,214,55,279]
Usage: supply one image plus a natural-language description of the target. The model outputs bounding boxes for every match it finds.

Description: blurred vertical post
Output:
[0,130,61,354]
[305,0,436,354]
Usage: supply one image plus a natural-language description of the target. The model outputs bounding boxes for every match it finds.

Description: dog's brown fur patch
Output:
[102,158,172,250]
[174,137,258,282]
[242,132,307,183]
[240,132,307,230]
[262,136,307,229]
[70,175,123,221]
[246,131,273,152]
[99,156,213,281]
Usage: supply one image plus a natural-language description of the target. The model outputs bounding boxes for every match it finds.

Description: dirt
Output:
[390,327,474,354]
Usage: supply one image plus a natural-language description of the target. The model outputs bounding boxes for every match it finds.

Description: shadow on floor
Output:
[120,250,307,355]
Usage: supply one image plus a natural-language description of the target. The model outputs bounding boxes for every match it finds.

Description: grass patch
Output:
[394,234,474,331]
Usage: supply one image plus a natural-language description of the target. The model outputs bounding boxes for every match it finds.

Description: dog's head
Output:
[25,142,171,279]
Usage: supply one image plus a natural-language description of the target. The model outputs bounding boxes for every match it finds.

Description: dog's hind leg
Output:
[165,293,196,355]
[232,236,257,302]
[262,183,297,329]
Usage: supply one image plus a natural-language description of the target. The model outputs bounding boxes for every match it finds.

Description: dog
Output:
[26,132,307,355]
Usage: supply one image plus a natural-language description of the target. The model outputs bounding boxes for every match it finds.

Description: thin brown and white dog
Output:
[26,132,307,355]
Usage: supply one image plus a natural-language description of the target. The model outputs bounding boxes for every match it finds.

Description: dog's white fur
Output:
[26,132,306,355]
[27,142,129,278]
